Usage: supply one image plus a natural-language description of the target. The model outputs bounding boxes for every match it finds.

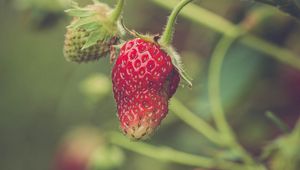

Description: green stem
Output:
[208,36,235,141]
[208,35,256,165]
[159,0,194,46]
[109,132,260,170]
[109,0,124,22]
[152,0,300,71]
[170,98,224,146]
[241,35,300,70]
[255,0,300,19]
[265,111,290,133]
[254,0,277,6]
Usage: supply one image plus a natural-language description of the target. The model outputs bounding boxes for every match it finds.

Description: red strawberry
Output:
[112,38,180,140]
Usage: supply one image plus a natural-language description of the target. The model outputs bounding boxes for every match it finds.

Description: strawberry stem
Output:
[110,132,264,170]
[159,0,194,46]
[208,34,257,165]
[109,0,125,22]
[170,98,224,146]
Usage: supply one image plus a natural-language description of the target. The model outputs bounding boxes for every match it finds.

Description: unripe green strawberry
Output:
[63,1,124,63]
[64,24,119,63]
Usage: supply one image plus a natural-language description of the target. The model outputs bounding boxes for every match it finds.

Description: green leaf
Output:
[264,120,300,170]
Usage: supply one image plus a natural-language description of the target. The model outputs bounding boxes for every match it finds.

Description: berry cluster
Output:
[63,0,192,140]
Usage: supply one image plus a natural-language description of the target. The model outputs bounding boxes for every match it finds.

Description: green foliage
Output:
[1,0,300,170]
[263,120,300,170]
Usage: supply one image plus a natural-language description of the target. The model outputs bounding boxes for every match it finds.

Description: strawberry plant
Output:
[59,0,300,170]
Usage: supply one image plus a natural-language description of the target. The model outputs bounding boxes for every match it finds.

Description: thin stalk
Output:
[109,0,124,22]
[170,98,224,146]
[109,132,260,170]
[159,0,194,46]
[254,0,277,6]
[265,111,290,133]
[242,35,300,70]
[255,0,300,19]
[208,36,236,141]
[152,0,300,71]
[208,35,256,165]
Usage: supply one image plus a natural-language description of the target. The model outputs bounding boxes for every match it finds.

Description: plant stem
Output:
[170,98,224,146]
[265,111,290,133]
[208,36,235,140]
[254,0,277,6]
[152,0,300,71]
[241,35,300,70]
[255,0,300,19]
[109,0,124,22]
[109,132,260,170]
[208,35,257,165]
[159,0,194,46]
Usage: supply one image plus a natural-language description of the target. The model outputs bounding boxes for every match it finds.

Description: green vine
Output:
[207,33,260,165]
[152,0,300,71]
[109,132,263,170]
[109,0,125,22]
[61,0,300,170]
[170,98,223,146]
[255,0,300,19]
[159,0,194,46]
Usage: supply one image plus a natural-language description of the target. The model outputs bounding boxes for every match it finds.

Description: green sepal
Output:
[82,29,111,50]
[67,17,98,29]
[65,8,97,17]
[82,30,102,50]
[65,1,97,17]
[79,22,102,32]
[65,1,116,51]
[163,46,193,88]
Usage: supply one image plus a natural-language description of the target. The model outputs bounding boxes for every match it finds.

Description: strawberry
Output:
[112,0,193,140]
[112,38,180,140]
[63,0,124,63]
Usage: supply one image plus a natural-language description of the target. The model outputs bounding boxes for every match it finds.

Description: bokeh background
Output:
[0,0,299,170]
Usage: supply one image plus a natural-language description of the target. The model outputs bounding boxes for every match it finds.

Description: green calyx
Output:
[163,46,193,87]
[65,0,125,50]
[159,0,194,87]
[121,28,193,87]
[117,0,193,86]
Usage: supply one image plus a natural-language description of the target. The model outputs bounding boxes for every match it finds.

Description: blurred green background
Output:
[0,0,299,170]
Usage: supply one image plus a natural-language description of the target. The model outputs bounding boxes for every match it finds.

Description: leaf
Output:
[265,120,300,170]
